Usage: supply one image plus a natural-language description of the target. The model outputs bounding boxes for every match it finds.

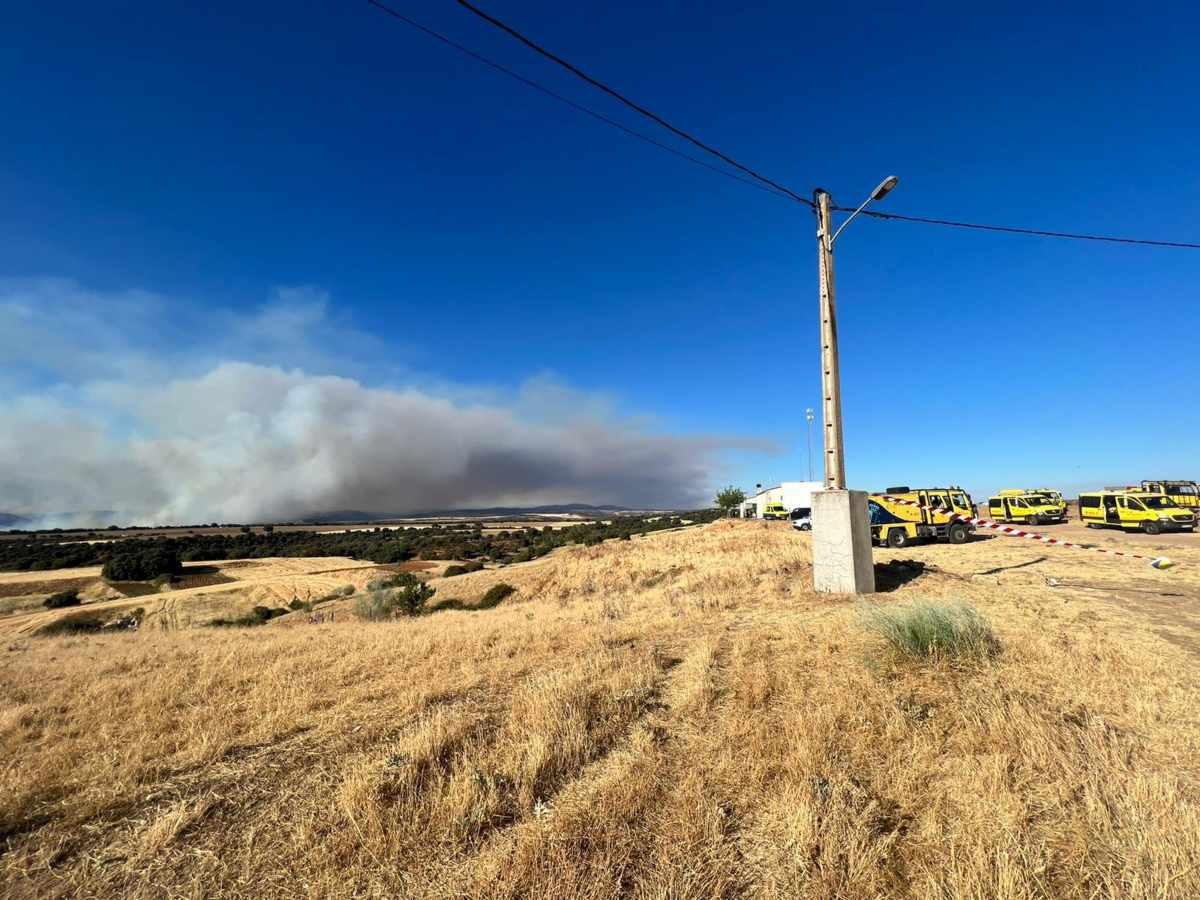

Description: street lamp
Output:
[809,176,899,594]
[830,176,898,247]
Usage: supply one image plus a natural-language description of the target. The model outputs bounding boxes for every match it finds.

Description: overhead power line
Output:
[364,0,793,201]
[452,0,814,207]
[833,206,1200,250]
[367,1,1200,252]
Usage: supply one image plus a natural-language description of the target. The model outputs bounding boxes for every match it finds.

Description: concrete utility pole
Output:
[815,190,847,489]
[809,176,898,595]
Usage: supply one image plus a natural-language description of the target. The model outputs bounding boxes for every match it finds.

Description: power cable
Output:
[364,0,794,202]
[833,206,1200,250]
[371,1,1200,251]
[452,0,814,207]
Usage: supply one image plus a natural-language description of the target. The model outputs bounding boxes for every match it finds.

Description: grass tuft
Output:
[859,600,1000,663]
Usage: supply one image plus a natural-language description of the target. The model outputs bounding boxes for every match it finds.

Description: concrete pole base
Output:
[811,489,876,594]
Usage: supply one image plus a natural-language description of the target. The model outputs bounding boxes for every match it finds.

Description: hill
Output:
[2,521,1198,897]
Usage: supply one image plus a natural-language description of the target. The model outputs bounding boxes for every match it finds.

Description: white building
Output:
[741,481,824,518]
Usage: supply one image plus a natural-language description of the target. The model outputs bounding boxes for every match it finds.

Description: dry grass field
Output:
[2,521,1199,898]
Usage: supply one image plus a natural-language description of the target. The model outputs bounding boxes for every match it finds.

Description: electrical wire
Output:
[832,206,1200,249]
[364,0,794,202]
[452,0,813,207]
[370,1,1200,251]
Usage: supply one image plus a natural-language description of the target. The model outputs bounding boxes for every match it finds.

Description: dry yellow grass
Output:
[2,521,1199,898]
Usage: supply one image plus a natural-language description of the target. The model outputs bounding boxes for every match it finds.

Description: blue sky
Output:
[2,1,1198,519]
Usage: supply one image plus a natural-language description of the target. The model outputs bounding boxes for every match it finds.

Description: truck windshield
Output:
[951,492,970,509]
[1141,496,1177,509]
[1171,485,1198,496]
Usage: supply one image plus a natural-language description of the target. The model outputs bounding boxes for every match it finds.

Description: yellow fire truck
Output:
[867,486,976,548]
[1140,481,1200,514]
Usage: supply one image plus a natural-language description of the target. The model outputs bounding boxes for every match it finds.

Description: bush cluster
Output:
[356,573,435,621]
[443,561,485,577]
[2,510,724,573]
[101,548,182,582]
[43,589,82,609]
[209,605,288,627]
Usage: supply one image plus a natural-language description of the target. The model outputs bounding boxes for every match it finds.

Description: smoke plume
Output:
[1,279,763,525]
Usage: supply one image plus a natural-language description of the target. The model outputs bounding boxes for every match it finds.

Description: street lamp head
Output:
[871,175,899,201]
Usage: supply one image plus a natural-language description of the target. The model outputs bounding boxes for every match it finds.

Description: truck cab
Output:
[1079,490,1195,534]
[868,486,975,548]
[1141,481,1200,514]
[989,490,1066,525]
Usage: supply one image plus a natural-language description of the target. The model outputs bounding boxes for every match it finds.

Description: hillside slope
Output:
[2,521,1199,898]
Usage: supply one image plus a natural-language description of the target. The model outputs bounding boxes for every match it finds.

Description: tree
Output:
[714,486,746,514]
[102,548,182,582]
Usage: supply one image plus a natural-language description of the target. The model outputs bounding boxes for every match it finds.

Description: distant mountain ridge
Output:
[301,503,637,523]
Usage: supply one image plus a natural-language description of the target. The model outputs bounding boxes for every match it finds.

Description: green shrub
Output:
[355,573,434,620]
[209,606,287,627]
[355,590,394,622]
[477,583,516,610]
[443,565,469,577]
[37,613,107,636]
[102,548,181,582]
[859,601,999,663]
[43,589,81,609]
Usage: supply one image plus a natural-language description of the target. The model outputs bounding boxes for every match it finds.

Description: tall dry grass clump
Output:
[860,599,1000,662]
[2,520,1199,898]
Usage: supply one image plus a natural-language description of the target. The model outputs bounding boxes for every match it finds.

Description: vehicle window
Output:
[1122,498,1146,511]
[1141,496,1176,509]
[926,494,948,508]
[1179,485,1198,497]
[1010,497,1027,508]
[951,492,969,509]
[1080,495,1100,508]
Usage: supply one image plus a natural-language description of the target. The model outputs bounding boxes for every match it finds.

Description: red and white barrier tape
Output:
[877,495,1175,570]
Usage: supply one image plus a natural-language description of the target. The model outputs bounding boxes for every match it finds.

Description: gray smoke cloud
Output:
[1,279,768,525]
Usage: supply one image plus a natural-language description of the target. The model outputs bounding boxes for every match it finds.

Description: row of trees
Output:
[1,511,724,574]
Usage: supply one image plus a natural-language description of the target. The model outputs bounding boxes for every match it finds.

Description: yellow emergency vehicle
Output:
[1140,481,1200,514]
[1026,488,1068,518]
[1079,490,1195,534]
[762,502,789,520]
[988,490,1066,525]
[868,486,975,548]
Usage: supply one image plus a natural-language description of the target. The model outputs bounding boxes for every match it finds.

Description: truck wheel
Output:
[1029,515,1041,527]
[1143,521,1162,535]
[887,529,909,548]
[947,522,969,545]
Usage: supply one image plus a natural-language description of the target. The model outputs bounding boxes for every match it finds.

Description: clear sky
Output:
[2,1,1198,521]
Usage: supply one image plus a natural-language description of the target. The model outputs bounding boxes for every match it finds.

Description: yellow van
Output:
[762,502,789,520]
[1079,490,1195,534]
[1141,481,1200,514]
[988,490,1066,525]
[868,486,975,548]
[1026,488,1068,518]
